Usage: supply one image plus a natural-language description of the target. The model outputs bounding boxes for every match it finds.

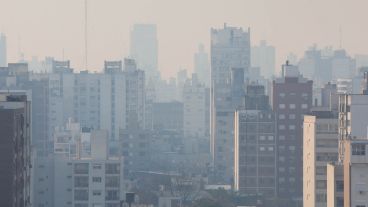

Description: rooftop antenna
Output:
[84,0,88,70]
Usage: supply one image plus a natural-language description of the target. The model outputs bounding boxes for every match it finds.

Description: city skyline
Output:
[0,0,367,78]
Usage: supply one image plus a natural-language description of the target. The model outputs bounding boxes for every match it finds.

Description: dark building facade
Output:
[0,93,31,207]
[234,84,276,197]
[272,63,312,200]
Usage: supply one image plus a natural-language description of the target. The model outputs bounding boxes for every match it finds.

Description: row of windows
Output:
[74,163,120,174]
[278,103,309,109]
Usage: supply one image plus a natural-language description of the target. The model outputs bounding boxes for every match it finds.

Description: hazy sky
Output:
[0,0,367,78]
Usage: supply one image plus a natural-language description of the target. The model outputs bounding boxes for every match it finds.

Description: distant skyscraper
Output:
[194,44,210,87]
[272,62,312,200]
[251,40,275,79]
[210,24,250,183]
[331,50,355,80]
[0,93,31,207]
[0,33,7,67]
[130,24,159,82]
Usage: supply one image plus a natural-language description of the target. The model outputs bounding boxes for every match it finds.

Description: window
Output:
[106,163,120,174]
[289,114,296,119]
[279,114,285,119]
[289,125,295,130]
[93,190,102,196]
[106,176,120,187]
[74,190,88,201]
[279,93,285,97]
[279,125,285,130]
[301,104,308,109]
[105,190,119,201]
[289,104,296,109]
[93,164,102,170]
[352,144,366,156]
[74,176,88,187]
[279,104,285,109]
[74,163,89,174]
[92,177,102,183]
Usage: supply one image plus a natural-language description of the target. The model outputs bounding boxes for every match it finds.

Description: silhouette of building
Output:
[194,44,210,87]
[130,24,159,83]
[0,93,31,207]
[251,40,275,79]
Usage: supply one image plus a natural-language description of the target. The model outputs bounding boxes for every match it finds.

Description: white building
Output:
[54,130,125,207]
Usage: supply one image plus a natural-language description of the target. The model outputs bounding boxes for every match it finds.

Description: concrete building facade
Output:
[303,110,339,207]
[272,62,313,200]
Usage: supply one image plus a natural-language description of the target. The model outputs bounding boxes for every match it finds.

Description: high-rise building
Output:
[124,58,145,130]
[194,44,210,87]
[183,74,207,139]
[272,62,312,200]
[251,40,275,79]
[0,33,6,67]
[130,24,159,82]
[234,84,276,197]
[0,93,31,207]
[303,109,339,207]
[210,23,250,183]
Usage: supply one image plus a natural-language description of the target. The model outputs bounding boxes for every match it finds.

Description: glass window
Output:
[74,189,88,201]
[289,104,296,109]
[279,104,285,109]
[92,177,102,183]
[106,176,120,187]
[352,144,366,156]
[74,176,88,188]
[106,163,120,174]
[105,190,119,201]
[74,163,89,174]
